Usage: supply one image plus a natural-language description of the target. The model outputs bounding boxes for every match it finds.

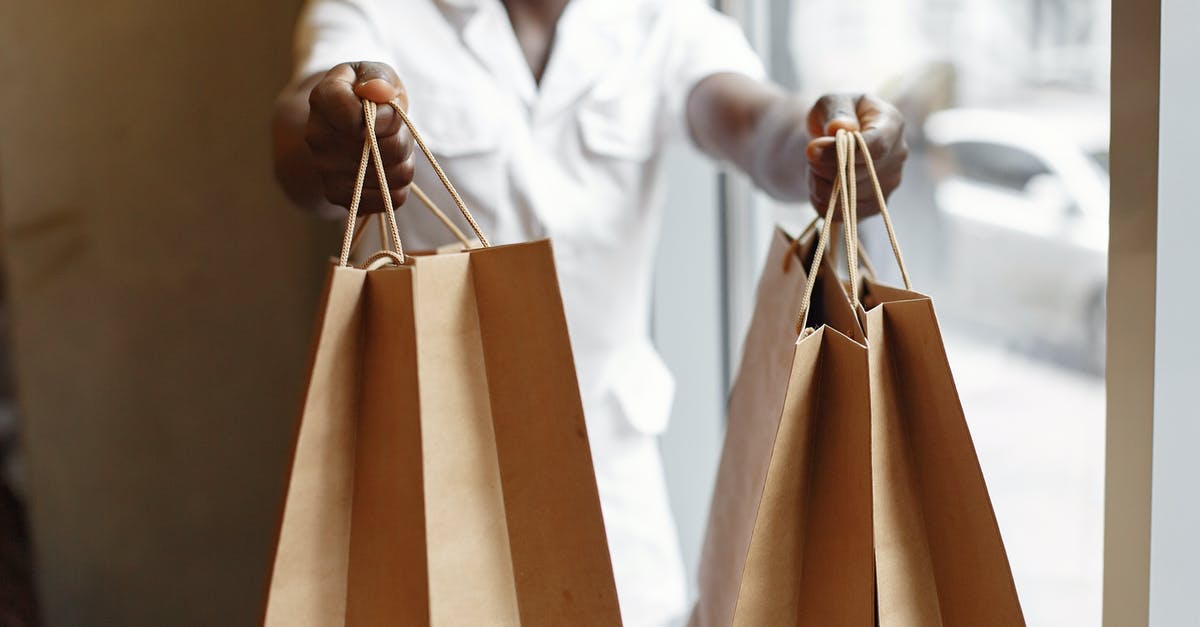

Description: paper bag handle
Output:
[794,130,912,333]
[852,129,911,292]
[794,130,852,333]
[788,221,878,282]
[338,99,491,267]
[346,182,474,261]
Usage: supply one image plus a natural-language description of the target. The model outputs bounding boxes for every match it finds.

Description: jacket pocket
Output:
[577,89,659,162]
[414,95,500,158]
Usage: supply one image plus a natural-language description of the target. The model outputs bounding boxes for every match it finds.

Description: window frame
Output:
[717,0,1199,624]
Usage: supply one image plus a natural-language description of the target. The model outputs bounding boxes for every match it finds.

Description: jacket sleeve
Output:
[660,0,768,145]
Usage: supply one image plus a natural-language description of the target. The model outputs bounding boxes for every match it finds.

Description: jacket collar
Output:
[438,0,645,119]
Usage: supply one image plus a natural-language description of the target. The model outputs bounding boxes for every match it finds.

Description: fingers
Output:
[319,151,415,191]
[855,94,905,159]
[321,159,414,214]
[806,150,905,217]
[807,93,861,138]
[804,93,908,218]
[807,147,907,183]
[306,62,413,209]
[805,94,905,161]
[342,185,411,215]
[349,61,404,104]
[804,127,905,168]
[309,63,406,135]
[806,169,887,220]
[307,118,412,166]
[309,64,365,134]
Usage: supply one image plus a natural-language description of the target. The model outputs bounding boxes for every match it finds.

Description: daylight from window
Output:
[749,1,1110,623]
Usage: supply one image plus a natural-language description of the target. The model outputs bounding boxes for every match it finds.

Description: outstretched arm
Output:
[686,72,907,217]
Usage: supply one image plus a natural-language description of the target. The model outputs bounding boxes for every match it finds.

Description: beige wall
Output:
[0,1,339,624]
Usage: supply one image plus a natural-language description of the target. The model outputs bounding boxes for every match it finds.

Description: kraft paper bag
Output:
[692,223,874,627]
[836,128,1023,627]
[263,100,621,626]
[693,129,1022,626]
[862,277,1023,627]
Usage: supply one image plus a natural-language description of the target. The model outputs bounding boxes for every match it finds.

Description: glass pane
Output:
[940,141,1052,191]
[741,0,1110,623]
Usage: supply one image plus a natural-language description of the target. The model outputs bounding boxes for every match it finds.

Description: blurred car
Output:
[924,105,1109,371]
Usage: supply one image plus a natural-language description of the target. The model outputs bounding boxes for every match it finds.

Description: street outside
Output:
[945,330,1105,626]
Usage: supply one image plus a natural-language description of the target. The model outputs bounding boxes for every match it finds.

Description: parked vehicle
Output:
[924,105,1109,372]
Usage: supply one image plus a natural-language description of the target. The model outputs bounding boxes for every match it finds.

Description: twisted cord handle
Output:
[338,99,492,266]
[388,99,490,248]
[794,129,912,333]
[338,100,405,266]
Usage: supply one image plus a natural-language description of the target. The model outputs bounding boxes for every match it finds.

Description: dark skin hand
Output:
[687,73,907,216]
[271,0,906,217]
[272,61,413,218]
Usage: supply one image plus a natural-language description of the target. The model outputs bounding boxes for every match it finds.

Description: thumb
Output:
[807,94,861,138]
[350,61,403,104]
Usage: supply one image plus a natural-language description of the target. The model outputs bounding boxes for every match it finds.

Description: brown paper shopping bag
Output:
[262,100,621,626]
[837,131,1024,627]
[694,129,1022,626]
[691,179,875,625]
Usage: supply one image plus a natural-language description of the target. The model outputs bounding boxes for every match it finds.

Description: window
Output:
[725,1,1110,624]
[943,141,1052,191]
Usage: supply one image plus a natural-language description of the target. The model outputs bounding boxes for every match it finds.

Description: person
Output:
[272,0,907,624]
